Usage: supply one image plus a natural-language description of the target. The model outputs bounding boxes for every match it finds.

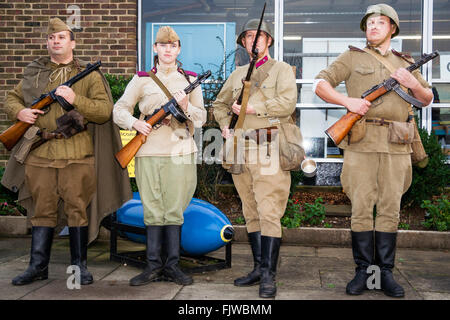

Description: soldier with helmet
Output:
[113,26,206,287]
[213,18,298,298]
[314,4,433,297]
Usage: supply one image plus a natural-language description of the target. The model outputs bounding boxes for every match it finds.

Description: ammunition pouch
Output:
[278,121,305,171]
[347,118,367,144]
[388,121,414,144]
[14,126,41,164]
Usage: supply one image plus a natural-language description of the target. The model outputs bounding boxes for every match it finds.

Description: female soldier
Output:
[113,26,206,286]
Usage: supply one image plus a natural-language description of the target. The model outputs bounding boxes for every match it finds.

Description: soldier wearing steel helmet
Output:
[213,18,298,298]
[314,4,433,297]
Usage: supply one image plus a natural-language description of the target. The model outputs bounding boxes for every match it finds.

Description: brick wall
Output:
[0,0,138,165]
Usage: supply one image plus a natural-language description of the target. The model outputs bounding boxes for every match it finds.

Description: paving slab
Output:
[276,287,408,300]
[174,283,266,300]
[420,291,450,300]
[20,279,182,300]
[0,278,53,300]
[0,238,448,300]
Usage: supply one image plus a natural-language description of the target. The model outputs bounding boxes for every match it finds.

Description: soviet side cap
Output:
[236,18,274,47]
[47,17,73,36]
[360,3,400,38]
[155,26,180,44]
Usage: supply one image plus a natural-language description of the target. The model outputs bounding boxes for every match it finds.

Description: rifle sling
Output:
[362,47,424,108]
[147,71,174,100]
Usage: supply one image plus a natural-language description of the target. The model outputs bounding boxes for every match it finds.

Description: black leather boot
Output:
[346,231,374,295]
[375,231,404,298]
[162,225,193,285]
[129,225,164,286]
[69,226,94,285]
[12,226,54,286]
[234,231,261,286]
[259,236,281,298]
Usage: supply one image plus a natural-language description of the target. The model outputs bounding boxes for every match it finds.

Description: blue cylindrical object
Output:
[116,192,234,256]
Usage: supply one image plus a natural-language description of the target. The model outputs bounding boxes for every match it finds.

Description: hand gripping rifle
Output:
[115,70,211,169]
[0,61,102,151]
[325,51,439,146]
[228,2,266,130]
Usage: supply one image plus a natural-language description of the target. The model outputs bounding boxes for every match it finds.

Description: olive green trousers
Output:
[135,154,197,226]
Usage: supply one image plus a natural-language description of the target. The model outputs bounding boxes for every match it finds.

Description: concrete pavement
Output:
[0,236,449,300]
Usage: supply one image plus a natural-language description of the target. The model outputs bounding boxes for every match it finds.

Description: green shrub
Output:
[281,198,303,228]
[104,73,140,119]
[289,170,304,196]
[282,197,326,228]
[302,197,326,225]
[420,196,450,231]
[402,127,450,208]
[104,73,133,103]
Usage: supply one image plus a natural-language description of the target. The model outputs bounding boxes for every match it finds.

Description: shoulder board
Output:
[392,49,414,64]
[179,68,197,77]
[348,45,364,52]
[137,68,157,77]
[137,71,149,77]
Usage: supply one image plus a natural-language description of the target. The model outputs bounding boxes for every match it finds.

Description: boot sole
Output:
[234,281,260,287]
[345,289,365,295]
[129,275,163,286]
[259,292,276,298]
[12,275,48,286]
[382,290,405,298]
[162,275,193,286]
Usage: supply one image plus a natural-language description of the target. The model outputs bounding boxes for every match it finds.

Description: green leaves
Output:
[402,128,450,208]
[282,197,326,228]
[421,196,450,231]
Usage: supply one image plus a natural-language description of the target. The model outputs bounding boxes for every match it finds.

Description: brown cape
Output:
[1,57,132,244]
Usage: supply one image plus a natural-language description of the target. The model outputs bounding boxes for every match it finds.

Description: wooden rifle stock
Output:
[325,50,439,146]
[325,86,388,145]
[115,108,166,169]
[0,95,54,151]
[0,61,102,151]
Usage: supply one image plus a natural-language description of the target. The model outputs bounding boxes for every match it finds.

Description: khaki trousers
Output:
[135,154,197,226]
[341,150,412,232]
[25,163,96,227]
[232,149,291,238]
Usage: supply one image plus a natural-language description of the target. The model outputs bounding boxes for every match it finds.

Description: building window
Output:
[138,0,442,162]
[431,0,450,162]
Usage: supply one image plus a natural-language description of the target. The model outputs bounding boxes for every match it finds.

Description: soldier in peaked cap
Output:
[314,4,433,297]
[4,17,131,287]
[213,18,299,298]
[113,25,206,287]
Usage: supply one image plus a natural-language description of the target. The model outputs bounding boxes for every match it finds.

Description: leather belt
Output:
[365,118,392,127]
[244,126,278,144]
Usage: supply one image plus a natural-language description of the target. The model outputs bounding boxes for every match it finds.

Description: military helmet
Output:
[360,3,400,38]
[236,18,274,47]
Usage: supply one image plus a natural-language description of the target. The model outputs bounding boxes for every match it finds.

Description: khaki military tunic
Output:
[316,47,431,232]
[5,57,113,227]
[113,64,206,226]
[213,57,297,238]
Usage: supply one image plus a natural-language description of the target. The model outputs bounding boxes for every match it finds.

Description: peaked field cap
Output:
[360,3,400,38]
[155,26,180,43]
[47,17,73,36]
[236,18,274,47]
